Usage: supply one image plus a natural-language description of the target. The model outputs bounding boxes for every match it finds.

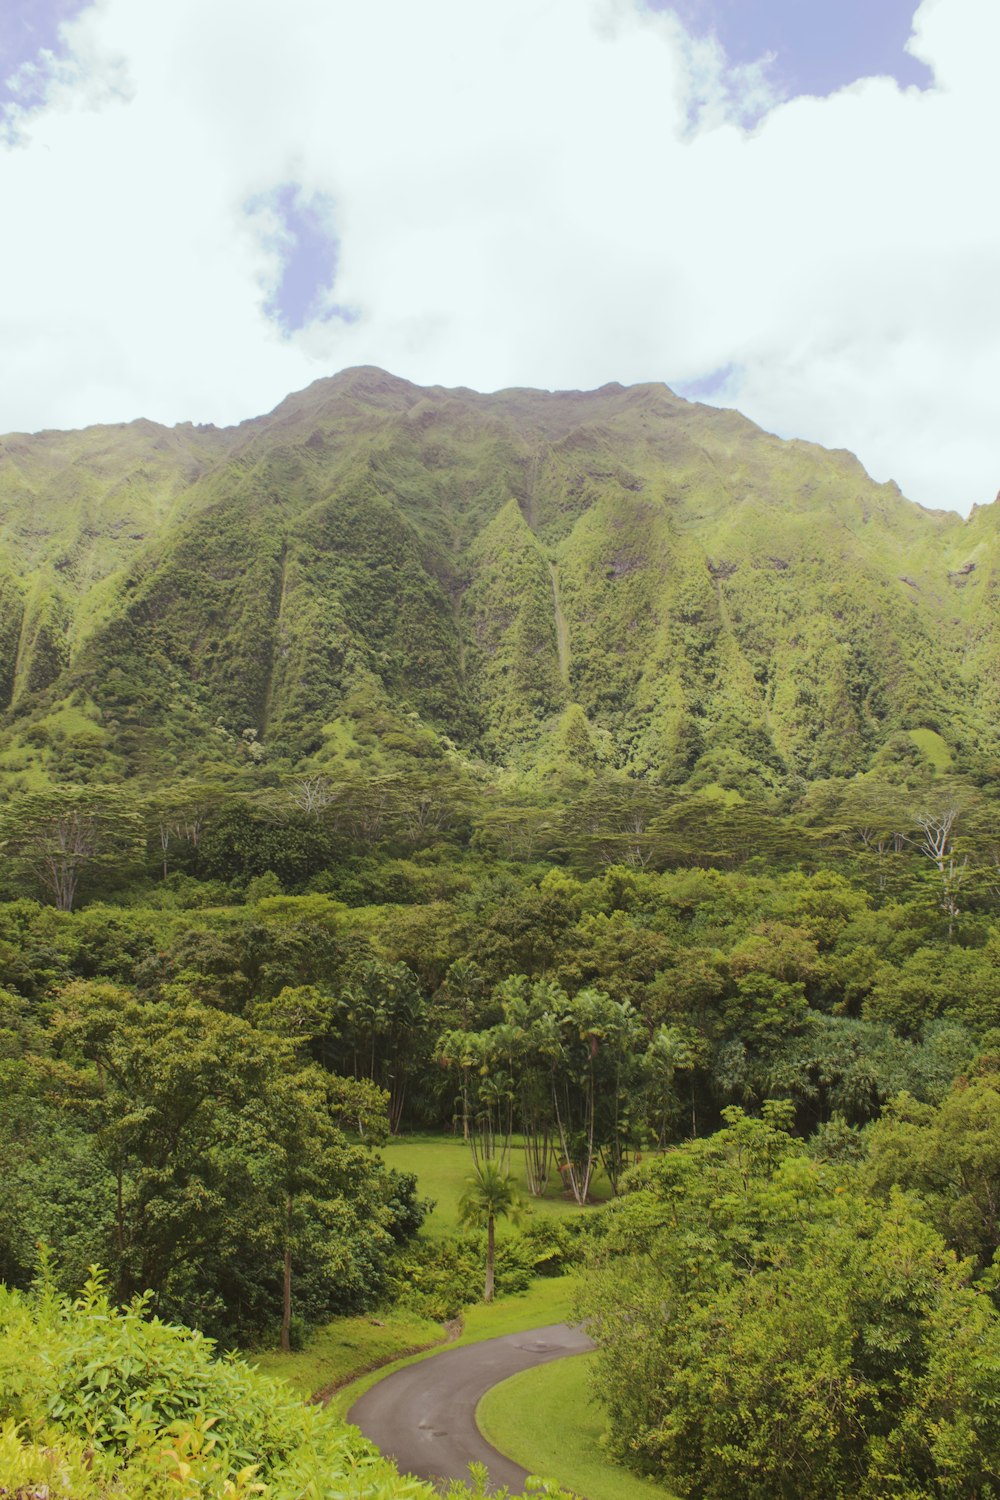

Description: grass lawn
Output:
[477,1351,677,1500]
[383,1134,611,1238]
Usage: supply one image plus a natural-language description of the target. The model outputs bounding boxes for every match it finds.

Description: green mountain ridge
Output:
[1,365,997,791]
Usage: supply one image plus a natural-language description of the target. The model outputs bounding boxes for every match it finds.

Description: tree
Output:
[0,786,143,910]
[335,957,427,1133]
[472,801,560,862]
[864,1068,1000,1270]
[902,788,995,932]
[436,1025,517,1172]
[556,783,677,872]
[141,779,226,880]
[541,987,645,1203]
[804,776,912,895]
[251,1063,391,1353]
[909,807,968,932]
[458,1161,521,1303]
[583,1107,1000,1499]
[642,1022,700,1146]
[286,773,336,820]
[42,981,418,1343]
[441,978,646,1202]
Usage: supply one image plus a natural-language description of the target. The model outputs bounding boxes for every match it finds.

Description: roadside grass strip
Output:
[476,1351,678,1500]
[252,1308,447,1399]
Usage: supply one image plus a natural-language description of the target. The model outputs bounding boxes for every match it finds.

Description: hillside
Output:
[1,366,997,792]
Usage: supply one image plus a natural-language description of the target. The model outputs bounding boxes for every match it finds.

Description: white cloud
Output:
[0,0,996,513]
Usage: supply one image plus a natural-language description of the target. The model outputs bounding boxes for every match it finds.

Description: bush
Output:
[388,1231,538,1320]
[0,1269,576,1500]
[518,1215,596,1276]
[0,1271,412,1497]
[584,1109,1000,1500]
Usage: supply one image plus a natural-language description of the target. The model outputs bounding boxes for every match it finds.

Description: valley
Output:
[3,372,1000,1499]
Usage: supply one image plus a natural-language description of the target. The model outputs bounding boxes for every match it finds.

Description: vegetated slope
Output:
[0,365,996,790]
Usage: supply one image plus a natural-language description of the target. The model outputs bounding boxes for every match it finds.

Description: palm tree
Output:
[458,1161,522,1303]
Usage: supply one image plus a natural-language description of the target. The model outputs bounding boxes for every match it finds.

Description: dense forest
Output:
[4,371,1000,1496]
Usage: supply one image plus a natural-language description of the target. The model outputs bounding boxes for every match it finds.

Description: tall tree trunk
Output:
[485,1214,495,1303]
[113,1159,126,1300]
[280,1194,293,1353]
[552,1082,586,1206]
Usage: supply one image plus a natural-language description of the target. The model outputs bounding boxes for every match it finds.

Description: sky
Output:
[0,0,996,516]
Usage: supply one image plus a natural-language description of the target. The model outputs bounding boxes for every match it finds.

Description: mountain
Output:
[1,365,997,792]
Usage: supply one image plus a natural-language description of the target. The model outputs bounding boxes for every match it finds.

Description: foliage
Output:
[582,1108,1000,1500]
[864,1063,1000,1269]
[4,371,1000,801]
[0,1271,424,1498]
[0,1271,578,1499]
[0,785,144,910]
[389,1226,537,1322]
[0,984,424,1345]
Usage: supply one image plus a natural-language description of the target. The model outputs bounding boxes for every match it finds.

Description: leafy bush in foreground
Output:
[0,1270,568,1499]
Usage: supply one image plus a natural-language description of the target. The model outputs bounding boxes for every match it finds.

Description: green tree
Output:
[442,978,646,1200]
[0,786,144,910]
[336,957,427,1133]
[542,986,645,1202]
[583,1107,1000,1499]
[458,1161,521,1303]
[141,778,227,880]
[44,981,415,1342]
[865,1067,1000,1270]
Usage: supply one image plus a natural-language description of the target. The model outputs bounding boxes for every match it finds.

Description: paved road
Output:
[349,1321,595,1492]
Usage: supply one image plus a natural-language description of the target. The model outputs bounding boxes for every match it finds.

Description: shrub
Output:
[388,1231,538,1321]
[0,1270,432,1498]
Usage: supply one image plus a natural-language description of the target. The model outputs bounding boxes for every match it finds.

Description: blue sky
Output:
[0,0,88,107]
[254,184,358,334]
[1,0,929,113]
[0,0,996,515]
[655,0,930,98]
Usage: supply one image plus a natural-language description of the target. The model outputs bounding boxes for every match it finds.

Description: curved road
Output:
[349,1322,595,1492]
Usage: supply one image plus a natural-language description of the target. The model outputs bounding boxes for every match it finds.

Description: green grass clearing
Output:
[383,1134,611,1239]
[908,728,953,772]
[477,1350,677,1500]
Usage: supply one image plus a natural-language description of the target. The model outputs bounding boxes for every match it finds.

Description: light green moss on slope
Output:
[463,498,566,756]
[2,368,1000,790]
[0,569,24,710]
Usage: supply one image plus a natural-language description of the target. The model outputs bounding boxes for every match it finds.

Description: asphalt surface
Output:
[348,1321,596,1492]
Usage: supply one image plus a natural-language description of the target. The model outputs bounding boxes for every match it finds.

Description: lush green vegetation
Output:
[3,844,1000,1344]
[0,1271,573,1499]
[584,1103,1000,1498]
[6,371,1000,1497]
[3,367,1000,796]
[477,1354,676,1500]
